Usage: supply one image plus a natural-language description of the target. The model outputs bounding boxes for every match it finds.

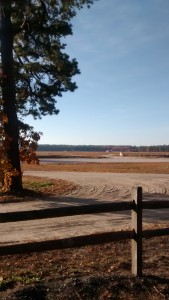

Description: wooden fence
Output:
[0,186,169,276]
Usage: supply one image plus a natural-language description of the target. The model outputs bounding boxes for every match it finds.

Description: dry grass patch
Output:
[23,162,169,174]
[0,176,77,203]
[36,151,169,158]
[22,176,77,195]
[36,151,107,158]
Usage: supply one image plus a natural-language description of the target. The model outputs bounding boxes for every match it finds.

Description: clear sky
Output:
[27,0,169,146]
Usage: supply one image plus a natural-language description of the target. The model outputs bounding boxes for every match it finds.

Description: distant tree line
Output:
[37,144,169,152]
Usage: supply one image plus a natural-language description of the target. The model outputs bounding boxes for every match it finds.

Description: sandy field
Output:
[0,156,169,246]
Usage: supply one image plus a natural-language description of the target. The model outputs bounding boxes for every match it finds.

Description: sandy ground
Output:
[0,169,169,246]
[40,156,169,163]
[25,171,169,196]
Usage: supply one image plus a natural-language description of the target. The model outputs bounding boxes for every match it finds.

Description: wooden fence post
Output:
[131,186,143,276]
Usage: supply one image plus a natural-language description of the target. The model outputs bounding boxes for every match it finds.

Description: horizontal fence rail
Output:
[0,186,169,276]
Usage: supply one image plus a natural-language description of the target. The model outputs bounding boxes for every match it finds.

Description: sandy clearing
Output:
[25,171,169,196]
[0,170,169,245]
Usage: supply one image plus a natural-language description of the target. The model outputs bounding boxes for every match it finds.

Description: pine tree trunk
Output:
[0,2,22,192]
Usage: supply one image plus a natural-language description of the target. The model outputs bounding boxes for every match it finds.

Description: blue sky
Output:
[27,0,169,146]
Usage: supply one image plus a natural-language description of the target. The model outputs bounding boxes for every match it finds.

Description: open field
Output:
[1,152,169,299]
[23,161,169,174]
[36,151,169,158]
[36,151,109,158]
[24,151,169,174]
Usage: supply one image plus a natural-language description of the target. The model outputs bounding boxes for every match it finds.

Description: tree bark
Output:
[0,1,22,192]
